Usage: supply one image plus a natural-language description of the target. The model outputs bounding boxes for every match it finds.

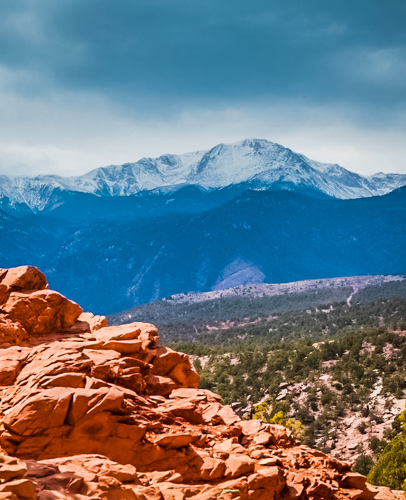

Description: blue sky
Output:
[0,0,405,175]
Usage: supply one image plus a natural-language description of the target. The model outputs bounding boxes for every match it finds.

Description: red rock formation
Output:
[0,266,402,499]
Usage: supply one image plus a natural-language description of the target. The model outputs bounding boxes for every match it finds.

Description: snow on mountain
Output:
[367,172,406,195]
[1,139,405,211]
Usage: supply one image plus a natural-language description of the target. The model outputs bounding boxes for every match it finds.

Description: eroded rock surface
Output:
[0,266,402,499]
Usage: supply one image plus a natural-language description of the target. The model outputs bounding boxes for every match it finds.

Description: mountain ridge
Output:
[1,139,406,213]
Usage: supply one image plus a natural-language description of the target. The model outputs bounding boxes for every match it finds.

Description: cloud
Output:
[1,0,405,107]
[0,82,404,176]
[0,0,405,175]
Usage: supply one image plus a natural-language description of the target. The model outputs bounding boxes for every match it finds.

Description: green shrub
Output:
[369,436,388,456]
[353,455,374,475]
[367,434,406,489]
[357,422,367,434]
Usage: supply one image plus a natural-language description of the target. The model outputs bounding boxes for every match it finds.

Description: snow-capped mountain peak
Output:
[0,139,405,212]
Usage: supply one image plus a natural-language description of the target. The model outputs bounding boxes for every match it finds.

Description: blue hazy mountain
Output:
[0,186,404,314]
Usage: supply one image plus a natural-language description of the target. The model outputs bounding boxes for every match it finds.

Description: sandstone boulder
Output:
[2,290,82,336]
[0,266,47,296]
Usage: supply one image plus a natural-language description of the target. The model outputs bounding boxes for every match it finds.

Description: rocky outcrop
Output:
[0,266,106,346]
[0,266,402,499]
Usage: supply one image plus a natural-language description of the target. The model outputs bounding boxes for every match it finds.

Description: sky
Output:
[0,0,405,177]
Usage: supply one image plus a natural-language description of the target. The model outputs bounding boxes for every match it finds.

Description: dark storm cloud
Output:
[1,0,405,113]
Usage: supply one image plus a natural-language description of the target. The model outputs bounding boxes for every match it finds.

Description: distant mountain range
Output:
[1,139,406,216]
[0,139,405,314]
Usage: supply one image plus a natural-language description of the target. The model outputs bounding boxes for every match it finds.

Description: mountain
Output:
[1,139,406,216]
[0,187,405,314]
[1,139,405,314]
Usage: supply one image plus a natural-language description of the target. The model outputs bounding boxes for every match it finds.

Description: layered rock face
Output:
[0,267,401,499]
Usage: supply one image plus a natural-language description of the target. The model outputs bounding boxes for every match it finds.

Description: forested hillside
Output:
[110,277,406,343]
[167,294,406,485]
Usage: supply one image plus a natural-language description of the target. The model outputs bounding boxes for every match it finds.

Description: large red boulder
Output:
[2,290,82,336]
[0,266,47,296]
